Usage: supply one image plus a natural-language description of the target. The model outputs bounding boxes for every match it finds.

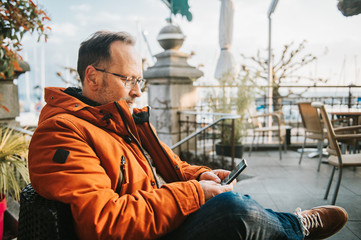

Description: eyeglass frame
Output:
[93,66,146,89]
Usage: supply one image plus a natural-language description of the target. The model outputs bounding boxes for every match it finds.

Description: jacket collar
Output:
[40,87,148,138]
[63,87,101,107]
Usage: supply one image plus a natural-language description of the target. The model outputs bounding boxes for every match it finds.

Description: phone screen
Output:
[221,159,247,185]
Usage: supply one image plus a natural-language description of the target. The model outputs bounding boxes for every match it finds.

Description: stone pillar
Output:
[0,61,30,125]
[144,23,203,147]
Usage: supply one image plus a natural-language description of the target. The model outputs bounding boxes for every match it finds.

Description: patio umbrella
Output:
[214,0,237,80]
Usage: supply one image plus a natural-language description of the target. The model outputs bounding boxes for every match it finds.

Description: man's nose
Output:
[129,82,142,98]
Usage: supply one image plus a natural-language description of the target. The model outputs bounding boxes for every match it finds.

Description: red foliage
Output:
[0,0,51,79]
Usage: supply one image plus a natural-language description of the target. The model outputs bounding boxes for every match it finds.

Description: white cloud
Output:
[45,22,78,45]
[70,4,92,12]
[52,22,78,38]
[96,11,124,23]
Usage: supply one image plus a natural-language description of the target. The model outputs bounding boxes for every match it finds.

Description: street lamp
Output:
[267,0,279,126]
[268,0,279,17]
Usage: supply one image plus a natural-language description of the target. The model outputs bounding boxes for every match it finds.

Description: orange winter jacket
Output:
[28,87,211,240]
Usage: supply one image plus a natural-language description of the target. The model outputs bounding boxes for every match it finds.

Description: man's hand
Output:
[199,169,231,184]
[199,180,233,201]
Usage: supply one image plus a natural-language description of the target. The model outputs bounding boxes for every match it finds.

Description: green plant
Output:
[337,0,361,16]
[0,126,30,201]
[161,0,193,21]
[207,71,256,145]
[0,0,51,79]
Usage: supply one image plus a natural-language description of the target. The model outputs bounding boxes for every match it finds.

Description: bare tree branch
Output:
[240,40,327,111]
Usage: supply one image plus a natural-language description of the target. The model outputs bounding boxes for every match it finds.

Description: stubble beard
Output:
[98,78,134,114]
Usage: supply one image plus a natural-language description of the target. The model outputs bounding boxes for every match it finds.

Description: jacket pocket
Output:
[115,156,128,194]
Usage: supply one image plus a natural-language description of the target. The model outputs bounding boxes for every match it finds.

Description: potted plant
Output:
[207,70,256,158]
[0,126,30,238]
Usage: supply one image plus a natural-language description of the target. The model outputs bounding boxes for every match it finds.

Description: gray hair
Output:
[77,30,135,83]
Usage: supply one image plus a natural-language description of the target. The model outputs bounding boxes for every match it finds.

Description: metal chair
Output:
[312,102,361,205]
[18,183,78,240]
[297,102,327,171]
[249,111,289,160]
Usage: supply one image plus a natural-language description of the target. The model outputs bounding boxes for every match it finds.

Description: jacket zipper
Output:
[115,156,126,194]
[114,102,160,188]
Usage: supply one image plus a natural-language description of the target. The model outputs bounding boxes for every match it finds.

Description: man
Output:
[28,30,348,240]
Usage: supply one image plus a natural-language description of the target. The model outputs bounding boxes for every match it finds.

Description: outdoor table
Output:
[330,110,361,126]
[330,110,361,153]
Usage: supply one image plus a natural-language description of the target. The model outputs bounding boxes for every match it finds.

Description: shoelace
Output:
[295,208,324,236]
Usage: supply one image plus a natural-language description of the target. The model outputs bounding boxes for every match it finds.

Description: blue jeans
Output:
[161,192,304,240]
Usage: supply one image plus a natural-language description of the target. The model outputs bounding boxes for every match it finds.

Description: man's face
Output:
[96,41,143,112]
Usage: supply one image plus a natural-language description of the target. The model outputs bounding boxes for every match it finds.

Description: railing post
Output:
[193,116,197,159]
[231,119,235,168]
[186,116,190,155]
[348,84,353,109]
[221,119,225,165]
[178,111,181,152]
[202,116,206,162]
[212,124,215,163]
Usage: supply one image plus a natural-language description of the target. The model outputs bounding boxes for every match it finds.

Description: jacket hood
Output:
[39,87,147,139]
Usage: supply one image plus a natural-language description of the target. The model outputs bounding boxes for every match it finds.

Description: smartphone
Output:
[221,159,247,185]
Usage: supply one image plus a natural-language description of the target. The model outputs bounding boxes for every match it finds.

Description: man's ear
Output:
[84,65,99,91]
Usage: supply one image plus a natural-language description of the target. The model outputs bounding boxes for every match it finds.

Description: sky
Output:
[18,0,361,105]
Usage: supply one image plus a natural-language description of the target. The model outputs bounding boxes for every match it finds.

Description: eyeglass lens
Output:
[125,78,145,89]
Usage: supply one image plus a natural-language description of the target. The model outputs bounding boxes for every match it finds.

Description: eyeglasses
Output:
[93,67,146,89]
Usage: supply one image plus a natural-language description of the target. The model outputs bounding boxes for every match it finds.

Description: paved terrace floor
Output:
[232,149,361,240]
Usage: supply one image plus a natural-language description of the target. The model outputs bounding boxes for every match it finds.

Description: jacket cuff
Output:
[163,180,205,215]
[194,167,212,181]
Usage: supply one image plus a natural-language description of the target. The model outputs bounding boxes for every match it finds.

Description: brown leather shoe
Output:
[295,205,348,239]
